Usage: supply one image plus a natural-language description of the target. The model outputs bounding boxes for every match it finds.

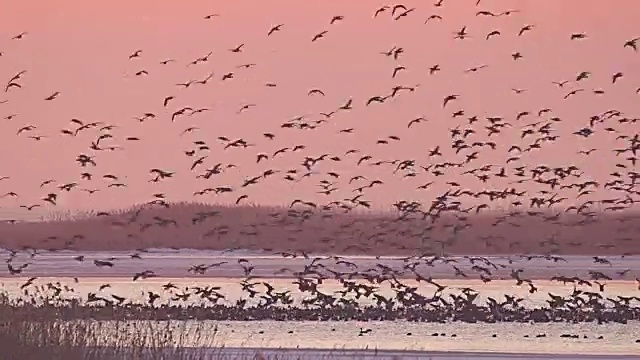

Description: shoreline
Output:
[84,346,640,359]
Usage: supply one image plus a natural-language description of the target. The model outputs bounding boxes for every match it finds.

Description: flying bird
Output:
[312,31,328,42]
[44,92,60,101]
[268,24,283,36]
[330,16,344,24]
[623,37,639,51]
[373,6,389,17]
[129,50,142,59]
[443,94,459,107]
[12,32,27,40]
[408,117,427,128]
[518,25,534,36]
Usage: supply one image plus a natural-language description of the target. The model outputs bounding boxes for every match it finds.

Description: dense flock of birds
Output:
[1,1,640,326]
[2,249,640,324]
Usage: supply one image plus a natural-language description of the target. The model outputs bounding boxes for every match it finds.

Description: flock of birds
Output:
[2,251,640,325]
[1,1,640,329]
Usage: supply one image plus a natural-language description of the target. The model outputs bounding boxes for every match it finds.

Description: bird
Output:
[330,16,344,24]
[518,25,534,36]
[623,37,639,51]
[268,24,283,36]
[12,32,27,40]
[229,44,244,53]
[373,6,389,17]
[612,72,623,84]
[486,30,501,40]
[443,95,459,107]
[407,117,427,128]
[312,31,328,42]
[44,92,60,101]
[20,204,41,211]
[424,15,443,23]
[5,82,21,92]
[465,65,488,73]
[129,50,142,59]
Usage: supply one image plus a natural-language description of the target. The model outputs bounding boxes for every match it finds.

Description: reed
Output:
[0,312,369,360]
[0,316,220,360]
[0,290,223,359]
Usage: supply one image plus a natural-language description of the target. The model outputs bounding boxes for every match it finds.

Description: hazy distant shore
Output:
[1,203,639,256]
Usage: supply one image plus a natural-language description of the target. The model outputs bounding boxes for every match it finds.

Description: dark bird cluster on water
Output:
[1,0,639,330]
[2,250,640,325]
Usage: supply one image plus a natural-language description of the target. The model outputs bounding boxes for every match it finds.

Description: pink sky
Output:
[0,0,639,219]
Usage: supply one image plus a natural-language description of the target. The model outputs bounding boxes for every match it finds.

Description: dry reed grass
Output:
[0,313,368,360]
[0,291,219,359]
[0,318,219,360]
[0,317,408,360]
[1,201,638,255]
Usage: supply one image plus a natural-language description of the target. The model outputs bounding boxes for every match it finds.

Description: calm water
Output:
[40,319,640,356]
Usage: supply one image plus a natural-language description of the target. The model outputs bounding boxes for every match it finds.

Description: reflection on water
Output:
[46,320,640,355]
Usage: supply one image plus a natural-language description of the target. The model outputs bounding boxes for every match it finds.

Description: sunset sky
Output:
[0,0,638,219]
